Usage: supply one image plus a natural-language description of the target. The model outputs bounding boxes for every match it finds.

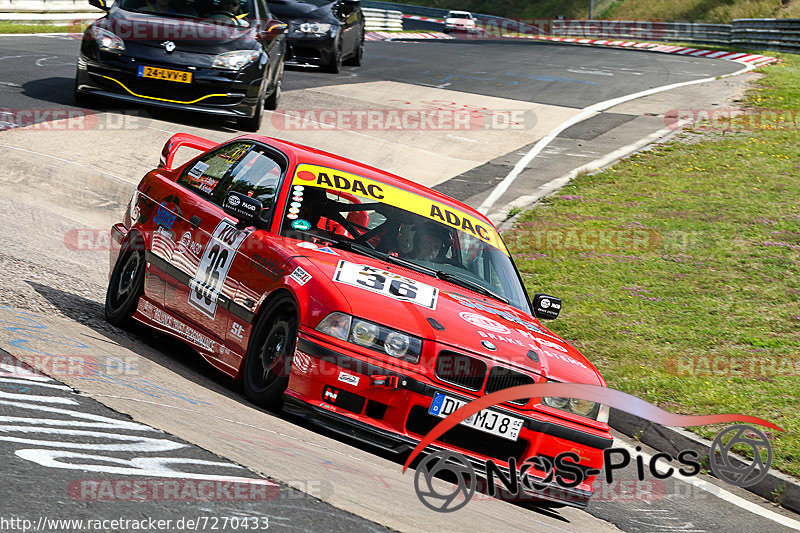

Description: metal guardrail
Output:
[732,18,800,53]
[362,7,402,31]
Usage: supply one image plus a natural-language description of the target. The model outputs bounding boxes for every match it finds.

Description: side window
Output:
[179,142,285,222]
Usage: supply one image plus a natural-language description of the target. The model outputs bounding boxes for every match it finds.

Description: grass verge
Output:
[0,22,87,34]
[507,54,800,478]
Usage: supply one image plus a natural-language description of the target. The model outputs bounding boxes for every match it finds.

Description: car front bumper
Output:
[287,331,612,508]
[76,51,263,118]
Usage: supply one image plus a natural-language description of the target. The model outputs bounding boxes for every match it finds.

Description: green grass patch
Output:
[507,54,800,478]
[0,21,86,34]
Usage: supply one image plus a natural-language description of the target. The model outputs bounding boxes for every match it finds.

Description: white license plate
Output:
[428,392,523,441]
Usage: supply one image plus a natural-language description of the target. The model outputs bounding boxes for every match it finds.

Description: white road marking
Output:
[0,144,134,184]
[0,377,70,389]
[613,439,800,531]
[479,63,756,213]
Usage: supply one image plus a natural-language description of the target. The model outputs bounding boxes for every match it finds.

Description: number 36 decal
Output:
[189,220,250,318]
[333,260,439,310]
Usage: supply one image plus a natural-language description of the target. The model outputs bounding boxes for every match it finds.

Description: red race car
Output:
[106,133,612,507]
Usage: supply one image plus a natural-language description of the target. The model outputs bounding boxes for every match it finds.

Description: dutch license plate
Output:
[428,392,523,441]
[137,65,192,84]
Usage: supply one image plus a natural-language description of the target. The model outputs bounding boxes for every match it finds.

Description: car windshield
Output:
[280,164,530,312]
[117,0,256,24]
[448,11,471,18]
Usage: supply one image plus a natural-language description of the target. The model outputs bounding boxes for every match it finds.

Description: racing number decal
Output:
[333,260,438,310]
[189,220,249,318]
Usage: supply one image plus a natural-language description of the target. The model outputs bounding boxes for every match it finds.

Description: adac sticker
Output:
[292,164,508,255]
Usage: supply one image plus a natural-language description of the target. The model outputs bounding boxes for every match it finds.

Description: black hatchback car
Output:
[267,0,364,73]
[75,0,287,130]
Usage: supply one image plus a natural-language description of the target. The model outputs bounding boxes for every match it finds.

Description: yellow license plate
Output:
[137,66,192,84]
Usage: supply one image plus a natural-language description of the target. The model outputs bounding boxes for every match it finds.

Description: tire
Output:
[323,39,343,73]
[243,296,298,408]
[237,93,264,132]
[105,243,145,327]
[264,63,283,111]
[343,35,364,66]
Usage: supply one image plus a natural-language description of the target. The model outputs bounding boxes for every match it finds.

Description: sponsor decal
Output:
[153,202,177,230]
[291,164,508,255]
[178,231,203,256]
[187,160,209,180]
[189,219,250,318]
[291,219,311,231]
[289,266,312,286]
[250,253,285,282]
[459,312,510,334]
[230,322,245,340]
[337,371,360,386]
[317,246,339,256]
[322,386,339,403]
[333,260,439,310]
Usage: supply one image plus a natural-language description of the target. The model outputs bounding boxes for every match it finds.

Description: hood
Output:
[267,0,335,22]
[292,244,604,386]
[104,7,254,54]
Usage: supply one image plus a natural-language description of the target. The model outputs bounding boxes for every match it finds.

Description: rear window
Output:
[178,142,285,222]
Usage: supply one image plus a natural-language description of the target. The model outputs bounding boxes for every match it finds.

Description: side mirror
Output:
[89,0,111,11]
[257,21,288,40]
[532,293,561,320]
[223,191,262,228]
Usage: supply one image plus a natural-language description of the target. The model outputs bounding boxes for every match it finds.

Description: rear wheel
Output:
[243,296,298,408]
[105,243,145,327]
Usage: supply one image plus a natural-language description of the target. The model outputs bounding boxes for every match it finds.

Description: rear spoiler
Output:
[159,133,218,170]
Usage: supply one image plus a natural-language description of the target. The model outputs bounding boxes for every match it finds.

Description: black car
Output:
[75,0,287,130]
[267,0,364,73]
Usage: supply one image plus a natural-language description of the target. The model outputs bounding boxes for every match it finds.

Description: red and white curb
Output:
[514,35,778,67]
[365,30,777,67]
[365,31,453,41]
[401,14,444,23]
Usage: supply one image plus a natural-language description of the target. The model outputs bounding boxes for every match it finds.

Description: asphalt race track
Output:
[1,33,799,532]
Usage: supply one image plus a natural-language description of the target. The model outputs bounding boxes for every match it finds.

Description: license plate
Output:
[137,65,192,84]
[428,392,523,441]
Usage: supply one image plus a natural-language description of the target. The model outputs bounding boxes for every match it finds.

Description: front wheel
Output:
[264,63,283,111]
[243,296,298,408]
[237,93,264,132]
[323,39,343,73]
[344,36,364,66]
[105,245,145,327]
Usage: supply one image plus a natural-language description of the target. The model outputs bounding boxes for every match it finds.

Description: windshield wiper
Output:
[323,237,440,277]
[435,271,509,304]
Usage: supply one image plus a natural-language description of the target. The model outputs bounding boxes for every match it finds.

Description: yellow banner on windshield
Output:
[292,164,508,255]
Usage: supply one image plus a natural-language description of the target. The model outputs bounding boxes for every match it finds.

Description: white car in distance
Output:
[443,10,477,33]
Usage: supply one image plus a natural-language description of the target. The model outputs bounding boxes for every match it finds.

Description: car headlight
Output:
[212,50,260,70]
[542,395,607,421]
[296,22,332,34]
[316,313,422,363]
[91,26,125,54]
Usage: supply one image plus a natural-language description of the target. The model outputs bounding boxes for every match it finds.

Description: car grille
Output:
[406,406,529,463]
[485,366,536,406]
[435,351,487,391]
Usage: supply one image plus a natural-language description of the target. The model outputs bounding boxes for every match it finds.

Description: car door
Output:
[169,141,288,366]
